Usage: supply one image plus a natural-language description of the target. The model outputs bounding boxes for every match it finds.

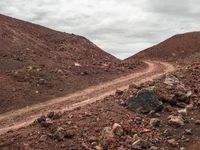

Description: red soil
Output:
[0,14,144,113]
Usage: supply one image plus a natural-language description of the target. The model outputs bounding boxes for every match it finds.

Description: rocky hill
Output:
[0,14,143,113]
[128,32,200,63]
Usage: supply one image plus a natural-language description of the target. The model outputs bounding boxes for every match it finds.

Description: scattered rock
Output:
[195,120,200,125]
[174,91,191,103]
[40,119,53,128]
[180,147,185,150]
[101,127,114,139]
[65,131,74,139]
[57,69,63,74]
[39,135,47,142]
[150,118,160,127]
[54,127,66,141]
[167,139,178,147]
[127,88,163,114]
[35,90,39,94]
[80,71,88,76]
[178,109,188,117]
[38,78,47,85]
[177,102,187,108]
[47,111,55,119]
[129,83,141,89]
[52,111,62,120]
[168,115,184,127]
[168,99,177,106]
[186,104,194,111]
[131,139,150,150]
[115,90,124,96]
[74,63,81,67]
[54,127,74,141]
[149,146,159,150]
[164,74,180,86]
[112,123,123,136]
[95,146,104,150]
[185,129,192,135]
[36,116,46,123]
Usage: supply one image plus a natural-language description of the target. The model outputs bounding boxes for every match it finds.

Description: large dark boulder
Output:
[127,88,163,114]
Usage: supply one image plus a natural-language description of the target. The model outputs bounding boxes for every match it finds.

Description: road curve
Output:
[0,60,175,135]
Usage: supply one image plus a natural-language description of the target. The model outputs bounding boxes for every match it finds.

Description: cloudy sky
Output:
[0,0,199,59]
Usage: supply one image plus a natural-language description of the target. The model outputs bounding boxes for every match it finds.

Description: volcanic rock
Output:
[36,116,46,123]
[40,119,53,128]
[127,88,163,114]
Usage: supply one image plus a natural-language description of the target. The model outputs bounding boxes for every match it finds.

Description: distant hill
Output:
[127,32,200,62]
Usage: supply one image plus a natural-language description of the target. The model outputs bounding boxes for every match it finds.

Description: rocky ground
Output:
[0,14,144,113]
[0,57,199,150]
[1,14,200,150]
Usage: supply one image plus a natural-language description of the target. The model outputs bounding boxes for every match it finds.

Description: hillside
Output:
[0,14,143,113]
[128,32,200,62]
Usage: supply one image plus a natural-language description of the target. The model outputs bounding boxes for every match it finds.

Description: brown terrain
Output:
[0,14,144,113]
[0,14,200,150]
[128,32,200,63]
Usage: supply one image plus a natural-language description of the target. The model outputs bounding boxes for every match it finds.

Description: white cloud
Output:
[0,0,200,59]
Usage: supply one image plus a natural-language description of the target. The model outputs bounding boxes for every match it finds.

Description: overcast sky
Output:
[0,0,199,59]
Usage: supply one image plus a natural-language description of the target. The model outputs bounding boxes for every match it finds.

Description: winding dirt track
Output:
[0,60,175,135]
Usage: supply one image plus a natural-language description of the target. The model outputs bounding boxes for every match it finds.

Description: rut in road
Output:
[0,60,175,135]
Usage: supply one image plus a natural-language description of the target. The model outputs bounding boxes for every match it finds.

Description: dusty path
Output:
[0,60,175,135]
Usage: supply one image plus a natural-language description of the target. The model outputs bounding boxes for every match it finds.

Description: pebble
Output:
[112,123,123,136]
[39,135,47,142]
[195,120,200,125]
[168,115,184,127]
[178,109,187,117]
[150,146,159,150]
[150,118,161,127]
[167,139,178,147]
[101,127,114,139]
[95,146,103,150]
[185,129,192,135]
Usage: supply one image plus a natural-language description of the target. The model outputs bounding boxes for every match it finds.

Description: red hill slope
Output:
[0,14,142,113]
[128,32,200,62]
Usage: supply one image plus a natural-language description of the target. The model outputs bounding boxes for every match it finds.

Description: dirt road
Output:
[0,60,175,135]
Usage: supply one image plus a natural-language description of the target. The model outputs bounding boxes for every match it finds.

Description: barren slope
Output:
[127,32,200,62]
[0,14,143,113]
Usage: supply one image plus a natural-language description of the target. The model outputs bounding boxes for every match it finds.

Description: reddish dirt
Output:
[1,14,200,150]
[2,58,200,150]
[0,60,174,136]
[127,32,200,63]
[0,14,144,114]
